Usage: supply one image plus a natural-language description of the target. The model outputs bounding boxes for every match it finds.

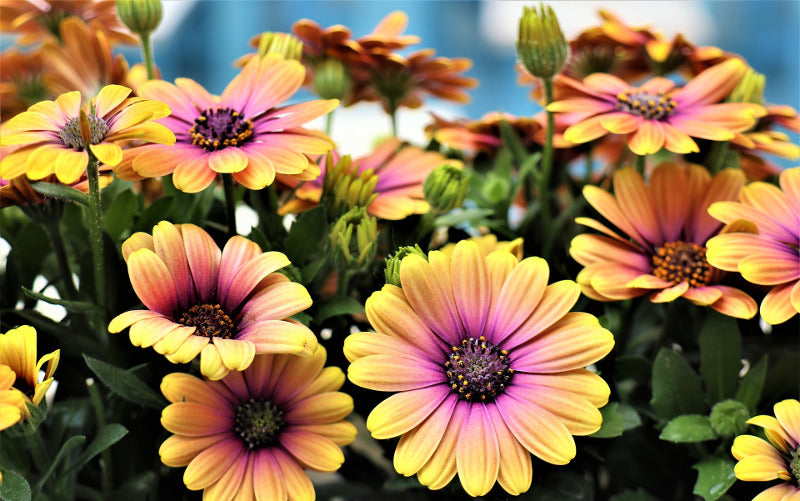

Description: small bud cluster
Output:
[384,244,427,287]
[256,32,304,61]
[330,206,377,271]
[423,164,469,213]
[322,154,378,217]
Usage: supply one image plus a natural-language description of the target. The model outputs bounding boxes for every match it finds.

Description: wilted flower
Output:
[346,240,614,496]
[109,221,318,380]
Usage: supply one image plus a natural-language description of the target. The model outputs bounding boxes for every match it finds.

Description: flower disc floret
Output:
[58,114,109,148]
[651,241,713,287]
[445,336,513,403]
[615,90,676,120]
[234,398,285,449]
[189,107,254,151]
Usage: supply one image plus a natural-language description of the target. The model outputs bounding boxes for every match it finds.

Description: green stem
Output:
[706,140,729,174]
[87,379,112,494]
[388,99,399,138]
[27,432,49,473]
[336,268,352,297]
[43,220,79,301]
[86,154,106,323]
[223,174,237,236]
[140,32,156,80]
[538,77,556,256]
[633,154,646,175]
[325,110,335,136]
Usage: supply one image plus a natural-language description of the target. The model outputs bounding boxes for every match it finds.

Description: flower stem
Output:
[86,154,106,319]
[223,174,237,236]
[43,220,79,301]
[87,379,112,494]
[388,99,399,137]
[325,110,335,136]
[140,32,156,80]
[634,154,646,175]
[27,432,49,473]
[706,140,729,174]
[538,77,556,256]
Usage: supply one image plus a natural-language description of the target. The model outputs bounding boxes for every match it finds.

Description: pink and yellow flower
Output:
[109,221,318,380]
[0,325,59,419]
[706,167,800,324]
[0,84,174,184]
[570,162,758,318]
[117,55,338,193]
[159,346,356,500]
[345,240,614,496]
[280,137,459,220]
[731,399,800,501]
[547,59,766,155]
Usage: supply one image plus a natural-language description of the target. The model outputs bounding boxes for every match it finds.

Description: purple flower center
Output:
[189,107,254,151]
[445,336,514,403]
[234,398,284,449]
[59,115,109,149]
[651,241,713,287]
[177,303,236,339]
[615,90,676,120]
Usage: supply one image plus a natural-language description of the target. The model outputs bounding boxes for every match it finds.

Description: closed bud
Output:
[423,164,469,213]
[313,58,352,100]
[330,207,377,270]
[384,244,427,287]
[78,110,92,148]
[116,0,162,36]
[322,154,378,217]
[709,399,750,438]
[728,66,765,105]
[257,32,303,61]
[517,4,568,79]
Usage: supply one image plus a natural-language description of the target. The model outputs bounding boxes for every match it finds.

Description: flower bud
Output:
[330,207,377,270]
[727,66,765,105]
[517,4,568,79]
[384,244,427,287]
[423,164,469,213]
[322,154,378,217]
[709,399,750,438]
[78,110,92,148]
[257,32,303,61]
[313,58,352,100]
[116,0,162,36]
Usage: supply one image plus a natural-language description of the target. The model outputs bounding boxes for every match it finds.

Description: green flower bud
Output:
[330,207,377,270]
[116,0,162,36]
[322,154,378,218]
[384,244,427,287]
[709,399,750,438]
[727,66,765,105]
[256,32,303,61]
[313,58,352,101]
[517,4,568,79]
[423,164,469,213]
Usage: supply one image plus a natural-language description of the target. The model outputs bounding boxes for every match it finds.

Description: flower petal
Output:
[366,385,449,439]
[127,248,178,315]
[456,403,499,497]
[347,355,444,392]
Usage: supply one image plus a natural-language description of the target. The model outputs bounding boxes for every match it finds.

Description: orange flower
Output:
[0,1,136,45]
[570,162,758,318]
[548,59,766,155]
[0,168,112,208]
[0,48,53,121]
[706,167,800,324]
[426,112,549,157]
[0,364,26,433]
[731,105,800,181]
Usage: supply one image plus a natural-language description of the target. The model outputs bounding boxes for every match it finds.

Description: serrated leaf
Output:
[659,414,717,442]
[314,296,364,324]
[0,470,31,501]
[69,424,128,471]
[735,355,768,413]
[699,311,742,403]
[83,356,167,409]
[31,182,88,206]
[692,457,736,501]
[651,348,706,419]
[590,403,624,438]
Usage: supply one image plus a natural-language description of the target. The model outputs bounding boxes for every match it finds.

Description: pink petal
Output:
[181,224,222,303]
[127,249,178,315]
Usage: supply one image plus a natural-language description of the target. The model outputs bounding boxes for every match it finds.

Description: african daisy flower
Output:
[547,58,766,155]
[706,167,800,325]
[0,48,52,121]
[159,346,356,500]
[345,240,614,496]
[731,399,800,501]
[109,221,318,380]
[439,234,524,261]
[280,137,460,220]
[570,162,758,319]
[0,325,60,419]
[118,54,338,193]
[0,364,26,431]
[0,84,174,184]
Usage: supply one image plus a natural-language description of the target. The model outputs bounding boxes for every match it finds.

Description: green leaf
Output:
[590,403,624,438]
[735,355,768,413]
[699,311,742,403]
[650,348,706,419]
[498,119,528,165]
[83,356,167,409]
[433,208,493,227]
[68,424,128,471]
[35,435,86,489]
[618,403,643,432]
[659,414,717,442]
[0,470,31,501]
[285,206,327,263]
[103,189,138,241]
[134,195,174,233]
[21,287,98,312]
[314,296,364,324]
[692,457,736,501]
[30,182,88,206]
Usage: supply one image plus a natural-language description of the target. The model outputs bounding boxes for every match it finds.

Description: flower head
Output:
[706,167,800,324]
[0,84,174,184]
[109,221,318,380]
[548,59,766,155]
[731,105,800,181]
[280,138,460,220]
[570,162,758,318]
[732,399,800,500]
[439,234,524,261]
[159,346,356,500]
[0,48,52,121]
[118,55,337,192]
[345,240,614,496]
[0,326,60,419]
[0,364,26,432]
